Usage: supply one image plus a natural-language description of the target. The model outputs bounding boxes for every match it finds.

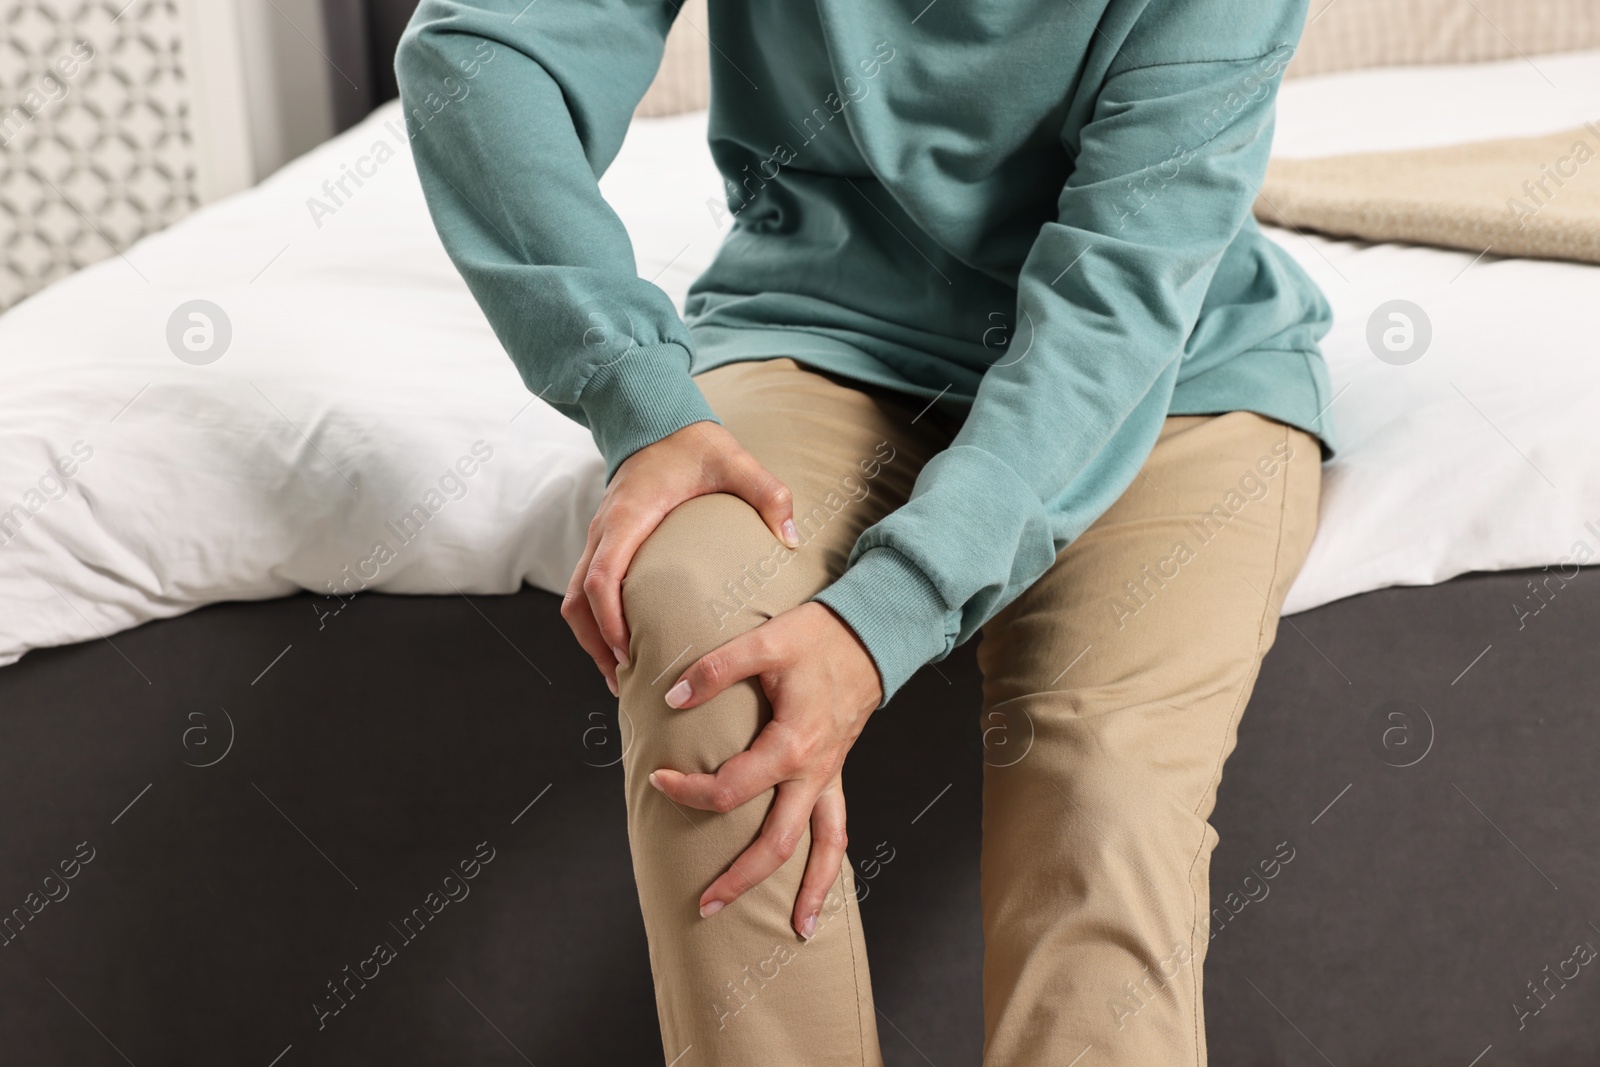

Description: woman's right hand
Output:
[561,419,800,695]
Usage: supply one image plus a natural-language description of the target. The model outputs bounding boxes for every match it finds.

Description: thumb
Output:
[721,451,800,549]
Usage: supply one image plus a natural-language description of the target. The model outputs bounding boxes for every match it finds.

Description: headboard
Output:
[324,0,1600,129]
[319,0,706,130]
[1289,0,1600,78]
[322,0,425,131]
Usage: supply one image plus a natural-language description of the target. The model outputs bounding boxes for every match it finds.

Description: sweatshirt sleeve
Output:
[395,0,720,479]
[814,21,1306,707]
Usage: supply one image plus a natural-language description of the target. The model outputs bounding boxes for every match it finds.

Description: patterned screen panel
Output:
[0,0,200,311]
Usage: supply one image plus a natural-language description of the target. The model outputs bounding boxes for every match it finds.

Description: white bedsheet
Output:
[1,50,1597,666]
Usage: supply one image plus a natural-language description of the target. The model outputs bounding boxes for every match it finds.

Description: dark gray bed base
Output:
[0,565,1594,1065]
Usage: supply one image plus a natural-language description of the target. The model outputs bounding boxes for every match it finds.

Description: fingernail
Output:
[664,679,691,708]
[611,645,630,668]
[781,519,800,548]
[648,771,663,792]
[801,912,817,940]
[606,674,619,698]
[700,900,724,919]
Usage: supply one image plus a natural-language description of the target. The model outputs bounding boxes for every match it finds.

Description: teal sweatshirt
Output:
[396,0,1336,706]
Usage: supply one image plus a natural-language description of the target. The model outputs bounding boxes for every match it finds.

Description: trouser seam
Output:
[842,863,869,1066]
[1183,419,1297,1067]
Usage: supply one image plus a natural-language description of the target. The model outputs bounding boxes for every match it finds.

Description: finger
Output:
[560,541,619,695]
[576,448,714,684]
[562,586,615,687]
[793,784,848,939]
[663,627,782,710]
[582,507,665,669]
[650,721,804,814]
[697,781,818,916]
[725,451,799,549]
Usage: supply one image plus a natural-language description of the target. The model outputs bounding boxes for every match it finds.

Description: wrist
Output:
[613,417,721,477]
[812,601,884,711]
[812,546,953,709]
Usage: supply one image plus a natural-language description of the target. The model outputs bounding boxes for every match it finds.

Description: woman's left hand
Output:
[647,600,882,940]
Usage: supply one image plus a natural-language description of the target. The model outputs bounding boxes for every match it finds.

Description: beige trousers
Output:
[615,357,1321,1066]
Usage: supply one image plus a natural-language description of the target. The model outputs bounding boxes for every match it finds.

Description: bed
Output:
[1,2,1597,1064]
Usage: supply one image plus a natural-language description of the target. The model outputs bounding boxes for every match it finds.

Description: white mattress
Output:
[1,49,1597,666]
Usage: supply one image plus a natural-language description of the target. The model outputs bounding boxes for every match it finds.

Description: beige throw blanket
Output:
[1255,123,1600,265]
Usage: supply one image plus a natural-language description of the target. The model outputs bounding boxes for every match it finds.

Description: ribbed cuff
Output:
[813,546,954,709]
[580,343,722,480]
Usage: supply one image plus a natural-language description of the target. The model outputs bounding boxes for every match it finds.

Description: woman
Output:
[398,0,1334,1062]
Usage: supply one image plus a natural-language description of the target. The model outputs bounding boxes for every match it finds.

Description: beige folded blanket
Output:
[1255,123,1600,265]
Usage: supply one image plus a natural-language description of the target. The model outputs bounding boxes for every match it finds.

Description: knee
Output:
[989,710,1208,862]
[621,494,771,660]
[617,494,776,775]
